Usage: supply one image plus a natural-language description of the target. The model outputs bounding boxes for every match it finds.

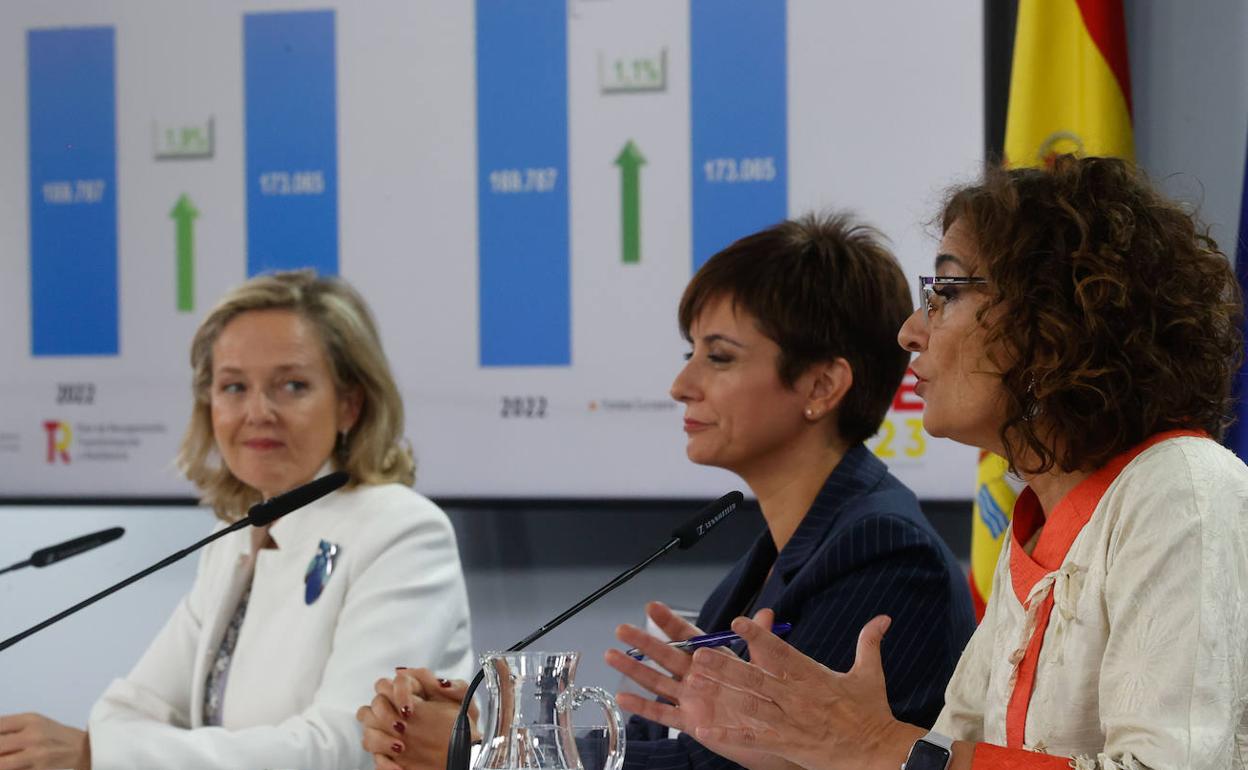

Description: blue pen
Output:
[626,623,792,660]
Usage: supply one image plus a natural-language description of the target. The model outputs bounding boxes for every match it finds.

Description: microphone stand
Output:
[0,560,31,577]
[0,471,349,653]
[1,527,126,576]
[446,536,684,770]
[446,489,744,770]
[0,517,253,653]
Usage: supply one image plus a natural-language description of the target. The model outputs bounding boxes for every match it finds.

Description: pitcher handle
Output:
[556,686,626,770]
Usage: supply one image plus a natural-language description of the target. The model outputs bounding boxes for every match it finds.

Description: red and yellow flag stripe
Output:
[1004,0,1133,165]
[971,0,1133,619]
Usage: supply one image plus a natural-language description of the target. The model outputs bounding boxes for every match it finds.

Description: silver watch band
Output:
[922,730,954,753]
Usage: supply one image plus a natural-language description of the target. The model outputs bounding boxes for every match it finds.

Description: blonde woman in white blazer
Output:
[0,271,472,770]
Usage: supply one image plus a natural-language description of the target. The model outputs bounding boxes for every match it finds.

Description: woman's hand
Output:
[356,668,476,770]
[604,600,737,714]
[605,603,799,770]
[0,713,90,770]
[685,615,923,770]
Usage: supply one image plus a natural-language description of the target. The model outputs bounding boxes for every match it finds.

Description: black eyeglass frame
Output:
[918,275,989,325]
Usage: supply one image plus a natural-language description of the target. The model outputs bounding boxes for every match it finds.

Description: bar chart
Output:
[28,27,118,357]
[244,10,339,277]
[2,0,984,499]
[474,0,790,367]
[690,0,787,271]
[476,0,571,367]
[27,11,340,358]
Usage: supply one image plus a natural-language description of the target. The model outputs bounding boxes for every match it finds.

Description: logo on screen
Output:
[891,369,924,412]
[43,420,72,464]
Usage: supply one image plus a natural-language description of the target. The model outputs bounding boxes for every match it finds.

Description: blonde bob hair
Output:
[177,270,415,520]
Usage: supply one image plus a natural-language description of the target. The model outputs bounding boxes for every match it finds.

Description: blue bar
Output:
[244,10,339,276]
[28,27,118,356]
[476,0,570,367]
[690,0,788,271]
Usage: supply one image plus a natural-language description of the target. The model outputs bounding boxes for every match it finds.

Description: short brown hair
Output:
[177,270,415,520]
[678,212,912,445]
[943,155,1243,475]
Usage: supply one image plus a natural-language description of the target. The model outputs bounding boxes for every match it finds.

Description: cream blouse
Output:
[934,433,1248,769]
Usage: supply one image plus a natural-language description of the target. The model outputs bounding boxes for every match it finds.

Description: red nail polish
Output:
[394,720,406,733]
[400,705,412,719]
[395,666,407,671]
[392,742,404,754]
[438,678,452,688]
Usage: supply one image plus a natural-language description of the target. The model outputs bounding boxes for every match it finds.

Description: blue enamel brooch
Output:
[304,539,340,605]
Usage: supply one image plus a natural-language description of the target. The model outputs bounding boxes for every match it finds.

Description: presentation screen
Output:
[0,0,984,499]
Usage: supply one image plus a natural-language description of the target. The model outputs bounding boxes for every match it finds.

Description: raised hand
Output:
[605,603,798,770]
[684,615,923,770]
[605,607,700,718]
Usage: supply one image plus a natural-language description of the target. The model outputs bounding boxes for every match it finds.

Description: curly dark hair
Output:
[679,212,912,446]
[943,155,1243,475]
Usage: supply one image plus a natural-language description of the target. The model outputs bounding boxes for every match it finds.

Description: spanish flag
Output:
[971,0,1134,619]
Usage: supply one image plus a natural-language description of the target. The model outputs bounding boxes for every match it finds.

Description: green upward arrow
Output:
[614,140,646,264]
[170,194,198,312]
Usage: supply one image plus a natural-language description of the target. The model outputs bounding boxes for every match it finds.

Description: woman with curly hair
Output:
[613,155,1248,770]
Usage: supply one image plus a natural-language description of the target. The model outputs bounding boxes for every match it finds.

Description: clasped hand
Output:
[355,667,478,770]
[0,713,90,770]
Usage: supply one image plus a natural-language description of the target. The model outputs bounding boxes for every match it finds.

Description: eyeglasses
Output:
[918,276,988,327]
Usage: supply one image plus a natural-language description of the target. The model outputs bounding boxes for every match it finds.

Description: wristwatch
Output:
[901,730,954,770]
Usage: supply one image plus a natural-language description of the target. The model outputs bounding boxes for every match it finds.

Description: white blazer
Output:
[88,483,474,770]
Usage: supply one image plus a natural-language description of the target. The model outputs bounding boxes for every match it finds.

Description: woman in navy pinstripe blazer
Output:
[603,213,975,770]
[355,214,975,770]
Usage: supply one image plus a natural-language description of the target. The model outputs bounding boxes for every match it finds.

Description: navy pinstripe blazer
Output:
[623,444,975,770]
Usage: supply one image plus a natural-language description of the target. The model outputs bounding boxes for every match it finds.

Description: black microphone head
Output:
[671,490,744,549]
[247,471,350,527]
[30,526,125,568]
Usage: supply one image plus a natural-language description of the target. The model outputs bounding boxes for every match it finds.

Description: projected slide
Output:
[0,0,983,498]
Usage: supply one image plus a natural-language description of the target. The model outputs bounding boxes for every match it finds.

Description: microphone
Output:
[445,490,744,770]
[670,491,742,549]
[247,471,350,526]
[0,471,349,653]
[0,527,125,576]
